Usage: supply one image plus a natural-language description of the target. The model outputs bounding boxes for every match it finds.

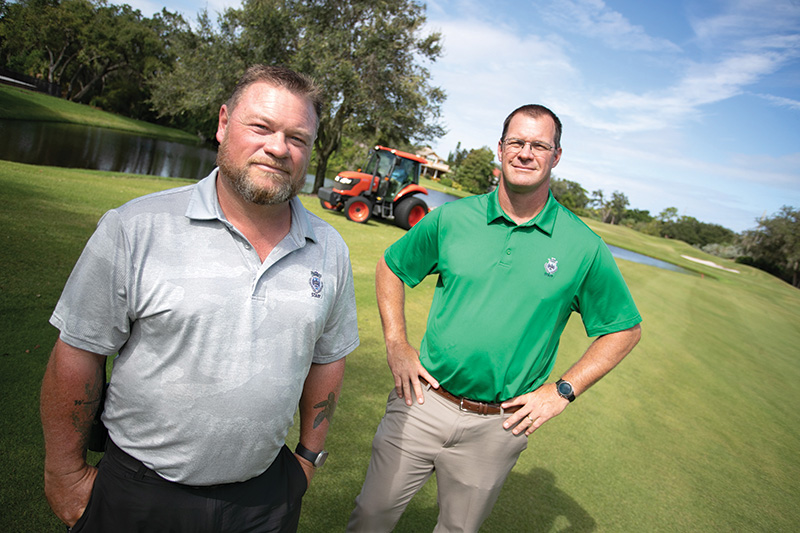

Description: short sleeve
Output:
[49,210,133,355]
[384,206,442,288]
[574,243,642,337]
[312,240,360,364]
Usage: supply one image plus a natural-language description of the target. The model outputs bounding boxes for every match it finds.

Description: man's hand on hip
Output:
[294,454,316,484]
[386,340,439,406]
[500,383,569,436]
[44,463,97,527]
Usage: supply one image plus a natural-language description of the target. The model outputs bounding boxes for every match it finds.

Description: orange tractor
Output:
[317,145,430,229]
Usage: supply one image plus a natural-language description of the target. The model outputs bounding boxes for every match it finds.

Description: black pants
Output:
[71,440,308,533]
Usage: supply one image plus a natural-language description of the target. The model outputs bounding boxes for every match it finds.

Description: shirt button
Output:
[244,244,252,250]
[506,249,511,255]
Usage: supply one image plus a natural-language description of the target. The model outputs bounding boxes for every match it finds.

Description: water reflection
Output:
[0,119,218,179]
[607,244,689,274]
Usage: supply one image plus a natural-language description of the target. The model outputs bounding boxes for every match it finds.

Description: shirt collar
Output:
[486,187,559,235]
[185,168,318,244]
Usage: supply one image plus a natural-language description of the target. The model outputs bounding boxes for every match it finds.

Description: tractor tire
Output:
[394,196,428,230]
[344,196,373,223]
[319,198,339,211]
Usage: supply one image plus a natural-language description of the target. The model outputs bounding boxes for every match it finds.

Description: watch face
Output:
[315,451,329,468]
[558,380,573,396]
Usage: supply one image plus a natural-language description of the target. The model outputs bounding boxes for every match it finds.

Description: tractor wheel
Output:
[394,196,428,230]
[319,198,339,211]
[344,196,373,223]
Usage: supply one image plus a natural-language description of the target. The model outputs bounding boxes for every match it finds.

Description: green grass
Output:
[2,159,799,531]
[0,84,200,144]
[419,175,472,197]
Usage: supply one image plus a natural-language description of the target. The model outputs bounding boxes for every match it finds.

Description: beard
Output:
[216,140,306,206]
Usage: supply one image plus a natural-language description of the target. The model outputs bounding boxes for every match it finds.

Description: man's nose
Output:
[261,132,290,158]
[517,143,536,159]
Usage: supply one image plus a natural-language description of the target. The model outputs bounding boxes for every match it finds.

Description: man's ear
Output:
[216,105,229,144]
[551,147,563,168]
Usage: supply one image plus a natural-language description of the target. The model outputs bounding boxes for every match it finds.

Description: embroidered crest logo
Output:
[544,257,558,277]
[309,270,323,298]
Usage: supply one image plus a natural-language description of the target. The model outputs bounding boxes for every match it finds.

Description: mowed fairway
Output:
[1,159,798,532]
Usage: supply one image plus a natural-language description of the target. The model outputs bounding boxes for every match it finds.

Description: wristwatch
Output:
[556,379,575,402]
[295,443,328,468]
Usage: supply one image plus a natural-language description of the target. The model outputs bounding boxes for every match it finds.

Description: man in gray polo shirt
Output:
[40,65,359,532]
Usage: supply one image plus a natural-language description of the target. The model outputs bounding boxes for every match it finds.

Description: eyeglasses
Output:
[503,138,555,155]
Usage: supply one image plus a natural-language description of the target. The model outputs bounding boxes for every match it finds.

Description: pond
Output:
[607,244,690,274]
[0,119,218,180]
[1,119,341,191]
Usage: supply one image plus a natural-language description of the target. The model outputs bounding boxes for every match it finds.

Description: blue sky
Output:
[127,0,800,232]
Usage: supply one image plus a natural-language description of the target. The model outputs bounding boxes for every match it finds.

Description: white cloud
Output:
[542,0,680,52]
[757,93,800,110]
[691,0,800,44]
[427,17,580,153]
[565,49,790,136]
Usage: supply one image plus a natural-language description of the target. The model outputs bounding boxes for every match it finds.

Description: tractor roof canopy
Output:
[374,145,429,165]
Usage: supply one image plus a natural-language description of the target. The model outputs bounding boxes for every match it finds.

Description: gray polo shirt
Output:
[50,169,359,485]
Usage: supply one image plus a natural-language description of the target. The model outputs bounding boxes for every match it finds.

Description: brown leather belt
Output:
[421,378,520,415]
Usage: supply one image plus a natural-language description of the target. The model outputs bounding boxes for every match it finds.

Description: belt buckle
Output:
[459,397,467,412]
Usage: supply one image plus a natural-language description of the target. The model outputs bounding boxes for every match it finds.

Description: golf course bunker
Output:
[681,255,740,273]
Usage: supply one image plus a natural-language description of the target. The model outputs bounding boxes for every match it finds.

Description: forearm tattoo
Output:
[70,370,104,439]
[312,392,337,429]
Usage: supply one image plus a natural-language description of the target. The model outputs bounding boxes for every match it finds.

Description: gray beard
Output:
[217,145,304,206]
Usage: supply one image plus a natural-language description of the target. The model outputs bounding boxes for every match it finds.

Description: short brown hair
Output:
[501,104,562,149]
[226,65,323,125]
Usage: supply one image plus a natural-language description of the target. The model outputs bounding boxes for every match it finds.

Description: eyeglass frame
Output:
[501,137,557,155]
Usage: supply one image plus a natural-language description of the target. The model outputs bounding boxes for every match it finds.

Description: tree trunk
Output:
[311,105,347,194]
[313,153,330,194]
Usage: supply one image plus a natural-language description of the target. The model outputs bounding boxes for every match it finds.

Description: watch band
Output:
[295,443,328,467]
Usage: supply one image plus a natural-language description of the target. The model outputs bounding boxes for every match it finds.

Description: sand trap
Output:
[681,255,740,273]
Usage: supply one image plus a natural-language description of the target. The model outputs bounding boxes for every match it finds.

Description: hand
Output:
[500,383,569,436]
[294,454,316,484]
[44,463,97,527]
[386,340,439,405]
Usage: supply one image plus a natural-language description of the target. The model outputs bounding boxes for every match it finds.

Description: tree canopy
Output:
[0,0,175,116]
[550,177,589,211]
[740,206,800,287]
[449,147,495,194]
[589,189,629,225]
[148,0,446,191]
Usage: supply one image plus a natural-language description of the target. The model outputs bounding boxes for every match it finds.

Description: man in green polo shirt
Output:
[347,104,642,532]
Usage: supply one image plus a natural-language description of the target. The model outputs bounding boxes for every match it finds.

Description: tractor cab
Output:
[318,146,430,229]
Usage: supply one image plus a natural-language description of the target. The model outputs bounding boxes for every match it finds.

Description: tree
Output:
[622,208,653,224]
[590,189,629,224]
[447,141,468,167]
[0,0,94,86]
[450,147,495,194]
[147,3,288,138]
[740,206,800,288]
[0,0,178,119]
[658,207,679,223]
[148,0,446,189]
[65,3,166,104]
[550,177,589,212]
[660,216,735,247]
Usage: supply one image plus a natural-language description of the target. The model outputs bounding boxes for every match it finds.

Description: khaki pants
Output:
[347,388,528,533]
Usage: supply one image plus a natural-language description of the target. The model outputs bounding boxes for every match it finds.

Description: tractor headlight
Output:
[336,177,353,185]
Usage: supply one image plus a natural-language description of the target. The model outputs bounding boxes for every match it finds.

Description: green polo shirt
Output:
[385,189,641,402]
